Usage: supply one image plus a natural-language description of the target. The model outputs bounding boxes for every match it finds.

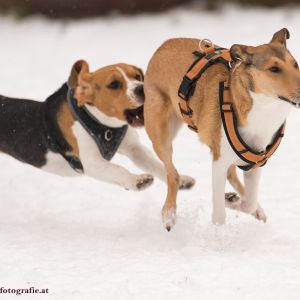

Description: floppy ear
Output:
[67,60,89,89]
[230,44,253,65]
[68,60,94,106]
[270,28,290,47]
[136,67,144,81]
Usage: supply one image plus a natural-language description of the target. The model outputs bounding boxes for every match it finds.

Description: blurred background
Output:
[0,0,300,100]
[0,0,300,18]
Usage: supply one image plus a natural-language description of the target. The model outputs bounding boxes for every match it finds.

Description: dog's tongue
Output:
[130,113,144,127]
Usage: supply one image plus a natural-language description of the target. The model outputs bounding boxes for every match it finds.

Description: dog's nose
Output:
[134,84,145,102]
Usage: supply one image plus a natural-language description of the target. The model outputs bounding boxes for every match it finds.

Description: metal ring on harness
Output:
[104,129,113,141]
[199,39,213,53]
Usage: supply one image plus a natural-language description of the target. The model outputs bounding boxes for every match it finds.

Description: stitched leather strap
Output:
[178,46,231,131]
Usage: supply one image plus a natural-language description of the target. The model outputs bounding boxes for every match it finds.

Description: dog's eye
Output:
[294,62,299,69]
[107,80,121,89]
[135,74,142,81]
[269,66,281,73]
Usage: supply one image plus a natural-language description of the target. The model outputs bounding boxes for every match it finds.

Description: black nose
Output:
[134,84,145,102]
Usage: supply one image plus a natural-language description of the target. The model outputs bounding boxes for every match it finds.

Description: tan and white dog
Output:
[0,61,195,192]
[144,28,300,230]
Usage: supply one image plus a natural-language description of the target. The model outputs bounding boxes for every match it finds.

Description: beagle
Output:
[0,60,195,192]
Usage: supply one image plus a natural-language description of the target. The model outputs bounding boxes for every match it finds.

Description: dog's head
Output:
[68,60,145,127]
[230,28,300,107]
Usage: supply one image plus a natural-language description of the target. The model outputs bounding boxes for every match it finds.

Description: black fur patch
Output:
[0,84,82,172]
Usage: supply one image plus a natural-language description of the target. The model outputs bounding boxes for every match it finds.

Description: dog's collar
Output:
[67,88,128,161]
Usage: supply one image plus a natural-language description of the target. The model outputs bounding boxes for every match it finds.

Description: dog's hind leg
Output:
[227,165,245,196]
[144,91,182,231]
[225,166,267,222]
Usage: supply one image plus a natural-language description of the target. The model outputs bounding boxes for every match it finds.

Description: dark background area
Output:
[0,0,299,18]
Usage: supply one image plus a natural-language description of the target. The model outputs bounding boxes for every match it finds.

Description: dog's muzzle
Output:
[133,84,145,104]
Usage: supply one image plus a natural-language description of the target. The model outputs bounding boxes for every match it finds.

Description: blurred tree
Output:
[216,0,300,6]
[0,0,191,18]
[0,0,299,18]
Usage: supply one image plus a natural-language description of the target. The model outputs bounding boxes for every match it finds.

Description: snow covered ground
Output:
[0,5,300,300]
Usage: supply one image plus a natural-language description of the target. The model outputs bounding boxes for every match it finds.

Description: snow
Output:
[0,5,300,300]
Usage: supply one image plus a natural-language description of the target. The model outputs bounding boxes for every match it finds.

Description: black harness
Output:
[67,88,128,163]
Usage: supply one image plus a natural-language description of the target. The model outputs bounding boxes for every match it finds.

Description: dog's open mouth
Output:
[124,105,144,127]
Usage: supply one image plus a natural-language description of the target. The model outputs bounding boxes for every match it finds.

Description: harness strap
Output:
[178,46,231,131]
[219,81,285,170]
[67,88,128,161]
[178,41,286,171]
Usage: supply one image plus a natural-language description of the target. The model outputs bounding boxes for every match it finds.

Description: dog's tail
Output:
[227,165,245,196]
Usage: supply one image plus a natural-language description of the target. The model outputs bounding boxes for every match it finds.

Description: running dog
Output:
[0,60,195,191]
[144,28,300,230]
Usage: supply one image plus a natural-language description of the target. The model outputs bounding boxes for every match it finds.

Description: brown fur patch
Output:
[69,62,144,122]
[145,38,231,161]
[57,102,79,157]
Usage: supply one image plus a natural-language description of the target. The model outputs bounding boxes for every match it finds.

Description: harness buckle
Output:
[178,103,193,117]
[222,102,233,112]
[178,76,196,100]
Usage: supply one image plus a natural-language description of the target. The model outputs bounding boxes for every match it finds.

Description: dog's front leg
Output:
[118,128,195,189]
[73,122,153,191]
[212,159,229,225]
[84,159,153,191]
[118,128,166,181]
[226,167,267,222]
[243,168,267,221]
[242,168,262,213]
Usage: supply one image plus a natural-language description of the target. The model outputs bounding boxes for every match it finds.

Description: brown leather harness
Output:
[178,42,285,171]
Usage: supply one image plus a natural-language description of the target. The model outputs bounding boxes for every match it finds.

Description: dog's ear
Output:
[270,28,290,47]
[230,44,253,65]
[136,67,144,81]
[67,60,90,89]
[68,60,94,106]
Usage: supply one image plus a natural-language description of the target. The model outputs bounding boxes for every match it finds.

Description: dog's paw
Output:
[225,192,240,203]
[179,175,195,190]
[225,192,242,211]
[212,211,226,225]
[162,206,176,231]
[252,206,267,223]
[135,174,154,191]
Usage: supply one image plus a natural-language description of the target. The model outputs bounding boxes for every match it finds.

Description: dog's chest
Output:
[238,93,290,152]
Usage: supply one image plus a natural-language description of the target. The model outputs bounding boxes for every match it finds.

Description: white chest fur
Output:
[238,92,291,152]
[42,106,127,177]
[84,104,127,128]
